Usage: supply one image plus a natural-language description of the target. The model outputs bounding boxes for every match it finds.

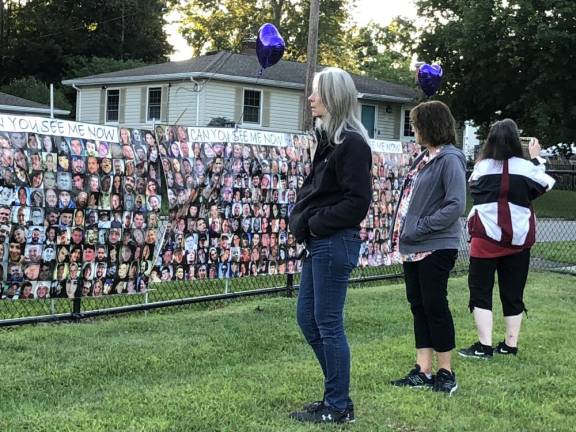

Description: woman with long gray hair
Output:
[288,67,372,424]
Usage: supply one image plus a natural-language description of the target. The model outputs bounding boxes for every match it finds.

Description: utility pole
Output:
[0,0,4,48]
[301,0,320,132]
[121,0,125,61]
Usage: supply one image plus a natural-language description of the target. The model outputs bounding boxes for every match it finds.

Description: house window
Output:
[243,89,261,124]
[403,110,415,137]
[147,87,162,122]
[106,89,120,123]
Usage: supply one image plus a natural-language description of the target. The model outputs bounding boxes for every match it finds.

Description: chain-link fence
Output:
[1,200,573,328]
[547,163,576,191]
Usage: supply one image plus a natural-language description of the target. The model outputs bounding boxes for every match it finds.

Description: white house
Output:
[62,51,422,142]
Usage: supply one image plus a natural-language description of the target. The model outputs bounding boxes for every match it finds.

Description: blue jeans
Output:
[296,228,362,411]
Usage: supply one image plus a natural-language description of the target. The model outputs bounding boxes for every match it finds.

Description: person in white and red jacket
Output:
[459,119,555,359]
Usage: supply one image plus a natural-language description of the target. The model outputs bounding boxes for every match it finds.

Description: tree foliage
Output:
[415,0,576,145]
[0,0,171,114]
[0,76,72,111]
[349,19,417,87]
[175,0,356,69]
[175,0,417,85]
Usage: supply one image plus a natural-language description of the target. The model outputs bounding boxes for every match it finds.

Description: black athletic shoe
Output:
[494,341,518,355]
[302,400,324,412]
[433,368,458,396]
[458,341,494,359]
[289,404,355,424]
[302,400,355,419]
[390,364,434,388]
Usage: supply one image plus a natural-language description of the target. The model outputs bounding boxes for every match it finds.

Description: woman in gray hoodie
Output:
[389,101,466,396]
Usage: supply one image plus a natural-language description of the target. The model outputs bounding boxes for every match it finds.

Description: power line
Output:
[20,11,141,42]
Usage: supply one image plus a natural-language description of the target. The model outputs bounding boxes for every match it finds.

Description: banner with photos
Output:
[0,115,414,297]
[0,118,163,300]
[152,125,414,282]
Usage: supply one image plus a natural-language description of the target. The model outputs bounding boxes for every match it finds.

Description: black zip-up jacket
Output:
[288,129,372,243]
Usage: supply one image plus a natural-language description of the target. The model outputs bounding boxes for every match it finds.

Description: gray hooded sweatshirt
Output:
[394,144,466,255]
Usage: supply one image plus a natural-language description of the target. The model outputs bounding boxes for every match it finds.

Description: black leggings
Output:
[403,249,458,353]
[468,249,530,316]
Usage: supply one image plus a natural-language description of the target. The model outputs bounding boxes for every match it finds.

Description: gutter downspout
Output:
[72,84,81,121]
[190,77,201,126]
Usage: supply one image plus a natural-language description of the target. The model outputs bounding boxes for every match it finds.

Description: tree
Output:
[0,76,72,111]
[415,0,576,145]
[175,0,357,69]
[174,0,420,85]
[0,0,172,115]
[1,0,171,85]
[349,19,417,87]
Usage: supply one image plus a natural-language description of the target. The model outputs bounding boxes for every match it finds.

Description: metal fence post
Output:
[72,284,82,320]
[286,273,294,297]
[144,290,149,317]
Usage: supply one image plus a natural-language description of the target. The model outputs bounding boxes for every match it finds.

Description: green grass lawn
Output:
[465,189,576,219]
[0,272,575,432]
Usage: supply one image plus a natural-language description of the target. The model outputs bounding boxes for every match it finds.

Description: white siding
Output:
[202,81,237,126]
[269,89,301,132]
[374,102,398,140]
[168,81,204,126]
[78,87,101,123]
[202,81,302,132]
[123,86,142,125]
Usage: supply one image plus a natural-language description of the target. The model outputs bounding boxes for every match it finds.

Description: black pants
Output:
[402,249,458,353]
[468,249,530,316]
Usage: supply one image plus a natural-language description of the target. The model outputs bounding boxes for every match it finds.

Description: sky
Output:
[166,0,418,61]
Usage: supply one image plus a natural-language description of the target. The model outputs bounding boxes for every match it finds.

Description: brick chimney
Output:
[240,39,257,55]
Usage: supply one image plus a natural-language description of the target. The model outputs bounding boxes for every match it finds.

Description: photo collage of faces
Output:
[151,126,312,281]
[0,127,163,300]
[151,125,416,281]
[359,141,420,267]
[0,120,417,296]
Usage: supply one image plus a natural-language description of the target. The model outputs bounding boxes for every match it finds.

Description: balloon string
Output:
[257,68,263,78]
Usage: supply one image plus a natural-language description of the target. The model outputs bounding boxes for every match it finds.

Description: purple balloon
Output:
[256,23,285,70]
[417,64,443,97]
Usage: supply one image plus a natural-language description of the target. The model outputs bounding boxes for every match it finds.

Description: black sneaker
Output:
[390,364,434,388]
[433,368,458,396]
[494,341,518,355]
[289,404,355,424]
[302,400,355,419]
[458,341,493,359]
[302,400,324,412]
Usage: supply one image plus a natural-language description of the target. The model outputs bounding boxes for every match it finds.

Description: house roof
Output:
[0,92,70,116]
[62,52,418,103]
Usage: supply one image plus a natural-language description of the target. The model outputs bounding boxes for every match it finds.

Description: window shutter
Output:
[235,88,243,124]
[118,88,127,124]
[261,90,270,127]
[99,89,106,124]
[140,87,148,123]
[160,85,169,122]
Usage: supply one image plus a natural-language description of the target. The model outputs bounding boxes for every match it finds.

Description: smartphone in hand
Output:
[520,136,535,159]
